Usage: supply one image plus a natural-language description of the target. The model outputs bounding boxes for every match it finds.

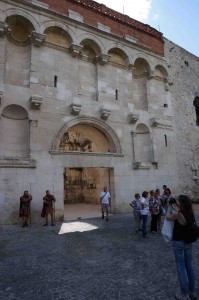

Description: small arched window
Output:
[193,97,199,126]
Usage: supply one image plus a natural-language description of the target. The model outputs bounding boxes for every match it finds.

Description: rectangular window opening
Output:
[164,134,167,147]
[115,89,118,100]
[54,75,58,87]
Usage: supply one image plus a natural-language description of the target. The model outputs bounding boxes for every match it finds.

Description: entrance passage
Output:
[64,168,112,220]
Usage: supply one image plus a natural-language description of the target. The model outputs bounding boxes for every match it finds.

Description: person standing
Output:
[156,188,163,230]
[149,191,160,233]
[166,195,197,300]
[140,191,149,238]
[42,190,56,226]
[100,186,111,221]
[19,190,32,228]
[130,193,142,232]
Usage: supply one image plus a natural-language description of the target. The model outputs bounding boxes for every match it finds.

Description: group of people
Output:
[130,185,197,300]
[130,185,174,238]
[19,185,197,299]
[19,190,56,228]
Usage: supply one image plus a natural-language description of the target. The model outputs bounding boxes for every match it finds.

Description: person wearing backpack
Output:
[166,195,197,300]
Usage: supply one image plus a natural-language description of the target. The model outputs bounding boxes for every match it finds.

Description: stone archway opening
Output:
[64,167,113,220]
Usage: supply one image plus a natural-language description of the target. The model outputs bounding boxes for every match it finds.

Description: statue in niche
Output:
[59,132,97,152]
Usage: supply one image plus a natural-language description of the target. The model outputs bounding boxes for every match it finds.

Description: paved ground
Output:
[0,213,199,300]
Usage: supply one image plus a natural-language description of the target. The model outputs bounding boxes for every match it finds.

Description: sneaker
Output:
[189,294,197,300]
[175,292,189,300]
[43,223,48,226]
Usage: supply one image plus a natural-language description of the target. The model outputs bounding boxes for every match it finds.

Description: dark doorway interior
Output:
[63,168,113,220]
[64,167,110,204]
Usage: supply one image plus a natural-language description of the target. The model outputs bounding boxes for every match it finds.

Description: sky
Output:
[94,0,199,57]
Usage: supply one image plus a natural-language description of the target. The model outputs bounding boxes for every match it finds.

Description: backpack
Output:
[183,219,199,243]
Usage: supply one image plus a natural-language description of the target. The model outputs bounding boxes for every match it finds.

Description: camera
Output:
[169,197,176,205]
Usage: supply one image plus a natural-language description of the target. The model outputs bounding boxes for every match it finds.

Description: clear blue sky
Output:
[95,0,199,57]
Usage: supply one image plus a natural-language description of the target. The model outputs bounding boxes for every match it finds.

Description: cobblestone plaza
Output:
[0,213,199,300]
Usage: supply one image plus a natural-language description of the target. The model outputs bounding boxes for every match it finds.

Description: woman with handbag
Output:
[166,195,197,300]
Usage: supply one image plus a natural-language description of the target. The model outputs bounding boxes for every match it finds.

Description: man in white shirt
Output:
[100,186,111,221]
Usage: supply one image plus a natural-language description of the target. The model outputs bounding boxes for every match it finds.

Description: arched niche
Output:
[52,117,122,154]
[154,65,168,79]
[5,15,32,86]
[193,97,199,126]
[80,38,101,60]
[78,39,100,98]
[6,15,34,43]
[134,123,152,162]
[108,48,128,67]
[133,58,150,111]
[0,105,29,158]
[44,26,72,48]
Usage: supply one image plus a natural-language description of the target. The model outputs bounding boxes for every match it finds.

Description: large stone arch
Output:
[154,64,169,79]
[3,8,40,32]
[106,42,132,63]
[132,53,153,72]
[52,117,122,154]
[40,20,76,41]
[77,33,105,53]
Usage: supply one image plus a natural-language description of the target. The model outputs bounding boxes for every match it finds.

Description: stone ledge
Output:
[49,150,123,157]
[134,162,151,170]
[150,117,173,129]
[0,157,36,168]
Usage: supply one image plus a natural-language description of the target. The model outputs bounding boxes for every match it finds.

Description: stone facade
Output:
[0,0,198,224]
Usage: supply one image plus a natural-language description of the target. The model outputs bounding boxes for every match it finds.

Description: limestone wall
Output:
[164,38,199,199]
[0,0,195,224]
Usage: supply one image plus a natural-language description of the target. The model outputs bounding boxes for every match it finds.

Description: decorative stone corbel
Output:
[69,43,83,57]
[150,117,173,129]
[98,54,110,65]
[128,113,139,124]
[30,95,43,109]
[70,103,82,115]
[32,31,46,47]
[29,119,38,127]
[128,64,134,71]
[101,108,111,120]
[148,70,155,79]
[0,22,6,37]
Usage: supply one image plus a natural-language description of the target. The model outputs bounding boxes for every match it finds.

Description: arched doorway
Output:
[52,117,121,220]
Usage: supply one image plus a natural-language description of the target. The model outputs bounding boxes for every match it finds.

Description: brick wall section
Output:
[27,0,164,55]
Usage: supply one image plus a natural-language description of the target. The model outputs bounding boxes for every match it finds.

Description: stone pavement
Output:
[0,213,199,300]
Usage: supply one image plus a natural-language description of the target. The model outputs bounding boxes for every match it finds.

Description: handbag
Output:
[161,218,174,242]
